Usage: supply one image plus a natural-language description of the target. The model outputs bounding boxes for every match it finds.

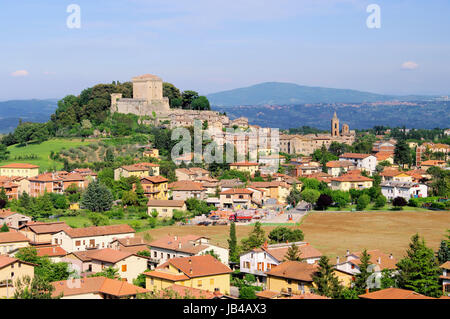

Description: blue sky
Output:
[1,0,449,100]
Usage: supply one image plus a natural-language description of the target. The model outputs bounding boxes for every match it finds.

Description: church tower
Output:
[331,111,340,137]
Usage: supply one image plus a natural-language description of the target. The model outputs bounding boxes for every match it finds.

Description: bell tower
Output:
[331,111,340,137]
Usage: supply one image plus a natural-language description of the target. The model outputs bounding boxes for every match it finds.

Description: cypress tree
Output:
[284,243,303,262]
[353,249,372,294]
[228,222,239,263]
[312,255,343,298]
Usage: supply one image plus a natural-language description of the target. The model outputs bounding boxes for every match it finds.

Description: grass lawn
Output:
[139,211,450,257]
[1,138,97,171]
[312,204,433,212]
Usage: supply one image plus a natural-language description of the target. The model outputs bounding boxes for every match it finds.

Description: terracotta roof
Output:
[440,261,450,270]
[331,174,373,182]
[25,221,71,234]
[348,249,397,270]
[153,255,232,278]
[380,168,402,177]
[340,153,373,159]
[147,199,185,207]
[255,290,280,299]
[61,224,135,238]
[113,237,146,247]
[375,152,394,161]
[421,160,446,166]
[248,181,289,188]
[168,181,205,191]
[148,235,209,254]
[144,270,190,281]
[0,209,20,218]
[229,162,259,167]
[160,284,218,299]
[121,162,159,171]
[51,276,148,298]
[220,188,253,195]
[284,293,329,299]
[326,160,354,168]
[88,248,134,263]
[0,230,29,243]
[36,245,67,257]
[0,255,19,268]
[358,287,435,299]
[0,163,39,169]
[141,176,168,184]
[261,243,322,262]
[266,261,318,282]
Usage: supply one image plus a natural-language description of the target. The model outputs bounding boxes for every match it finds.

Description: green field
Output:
[1,138,97,171]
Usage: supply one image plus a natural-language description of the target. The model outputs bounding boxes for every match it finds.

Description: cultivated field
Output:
[140,211,450,259]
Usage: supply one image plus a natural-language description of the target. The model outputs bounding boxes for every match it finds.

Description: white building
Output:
[148,235,229,267]
[239,242,322,284]
[52,224,135,253]
[339,153,377,175]
[380,181,428,201]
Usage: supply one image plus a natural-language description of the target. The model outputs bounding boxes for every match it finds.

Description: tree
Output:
[135,182,148,207]
[316,194,333,210]
[191,96,211,110]
[181,90,199,109]
[0,187,8,206]
[0,143,10,160]
[89,266,120,279]
[331,190,351,209]
[374,195,387,209]
[0,223,9,232]
[394,139,412,168]
[392,196,407,208]
[268,226,304,243]
[353,249,372,295]
[312,255,343,298]
[284,244,303,262]
[13,275,61,299]
[436,240,449,264]
[356,194,370,211]
[286,183,302,206]
[228,222,239,263]
[81,180,114,212]
[121,190,138,206]
[395,234,442,298]
[300,188,320,204]
[201,250,221,261]
[163,82,182,107]
[18,192,31,209]
[87,212,110,226]
[241,222,265,252]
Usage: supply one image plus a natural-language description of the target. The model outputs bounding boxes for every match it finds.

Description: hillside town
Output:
[0,74,449,300]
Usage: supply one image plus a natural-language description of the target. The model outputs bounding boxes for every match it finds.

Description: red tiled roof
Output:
[220,188,253,195]
[141,176,168,184]
[160,284,218,299]
[148,235,208,254]
[266,261,318,282]
[0,230,30,243]
[61,224,135,238]
[0,255,19,268]
[440,261,450,270]
[153,255,232,278]
[121,162,159,171]
[261,244,322,262]
[331,174,373,182]
[229,162,259,167]
[36,245,67,257]
[359,287,435,299]
[340,153,372,159]
[0,163,39,169]
[147,199,185,207]
[25,221,71,234]
[326,160,354,168]
[0,209,20,218]
[168,181,205,191]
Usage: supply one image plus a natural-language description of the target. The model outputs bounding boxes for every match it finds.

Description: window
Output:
[287,279,292,285]
[210,279,214,286]
[154,252,157,258]
[11,272,14,278]
[197,280,202,287]
[150,279,154,285]
[298,283,305,293]
[90,239,95,247]
[122,265,127,272]
[226,195,231,199]
[351,264,355,269]
[75,240,81,246]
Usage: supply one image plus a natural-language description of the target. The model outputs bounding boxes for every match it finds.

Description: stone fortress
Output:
[111,74,247,130]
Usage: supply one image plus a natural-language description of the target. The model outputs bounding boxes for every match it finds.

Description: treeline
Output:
[163,83,211,110]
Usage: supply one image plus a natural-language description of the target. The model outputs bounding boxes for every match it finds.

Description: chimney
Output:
[178,243,182,249]
[336,256,340,264]
[389,253,393,259]
[365,288,369,294]
[346,249,350,256]
[190,268,193,275]
[188,259,192,264]
[263,240,268,249]
[174,235,178,241]
[53,247,56,254]
[377,257,381,264]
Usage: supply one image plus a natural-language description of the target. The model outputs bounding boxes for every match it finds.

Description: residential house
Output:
[294,164,322,177]
[197,177,219,196]
[144,255,232,295]
[63,248,147,282]
[148,235,229,266]
[52,224,135,253]
[0,255,35,298]
[0,181,19,200]
[240,242,322,284]
[229,162,259,175]
[138,176,168,200]
[0,176,30,195]
[219,178,245,190]
[305,172,333,187]
[175,167,210,181]
[114,162,160,180]
[19,221,71,246]
[375,151,395,164]
[147,199,186,219]
[35,245,67,262]
[72,168,97,180]
[330,173,373,191]
[51,276,148,299]
[440,261,450,295]
[0,210,31,230]
[335,249,397,284]
[264,261,318,295]
[110,237,150,255]
[143,148,159,159]
[28,172,89,197]
[380,181,428,201]
[339,153,377,175]
[0,231,30,256]
[420,160,447,170]
[379,168,413,182]
[326,160,355,177]
[219,188,253,209]
[248,181,291,204]
[168,181,206,201]
[0,163,39,178]
[359,287,435,299]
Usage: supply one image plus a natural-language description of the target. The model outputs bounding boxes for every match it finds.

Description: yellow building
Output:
[114,162,160,180]
[229,162,259,175]
[330,174,373,191]
[147,200,186,219]
[0,255,35,298]
[265,261,318,295]
[139,176,168,200]
[0,163,39,178]
[144,255,232,295]
[143,149,159,159]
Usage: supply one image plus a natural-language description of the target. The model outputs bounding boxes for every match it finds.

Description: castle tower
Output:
[331,111,340,137]
[110,93,122,113]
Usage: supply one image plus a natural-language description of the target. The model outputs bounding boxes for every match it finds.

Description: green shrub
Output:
[356,194,371,211]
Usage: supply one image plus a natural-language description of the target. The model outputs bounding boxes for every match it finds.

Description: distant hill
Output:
[0,99,58,133]
[207,82,435,106]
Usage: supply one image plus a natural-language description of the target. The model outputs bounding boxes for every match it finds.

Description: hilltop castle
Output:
[110,74,247,129]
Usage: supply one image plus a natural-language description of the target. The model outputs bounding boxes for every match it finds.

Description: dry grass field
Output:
[140,211,450,259]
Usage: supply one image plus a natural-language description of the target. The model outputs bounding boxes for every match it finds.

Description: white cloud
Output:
[11,70,29,77]
[401,61,419,70]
